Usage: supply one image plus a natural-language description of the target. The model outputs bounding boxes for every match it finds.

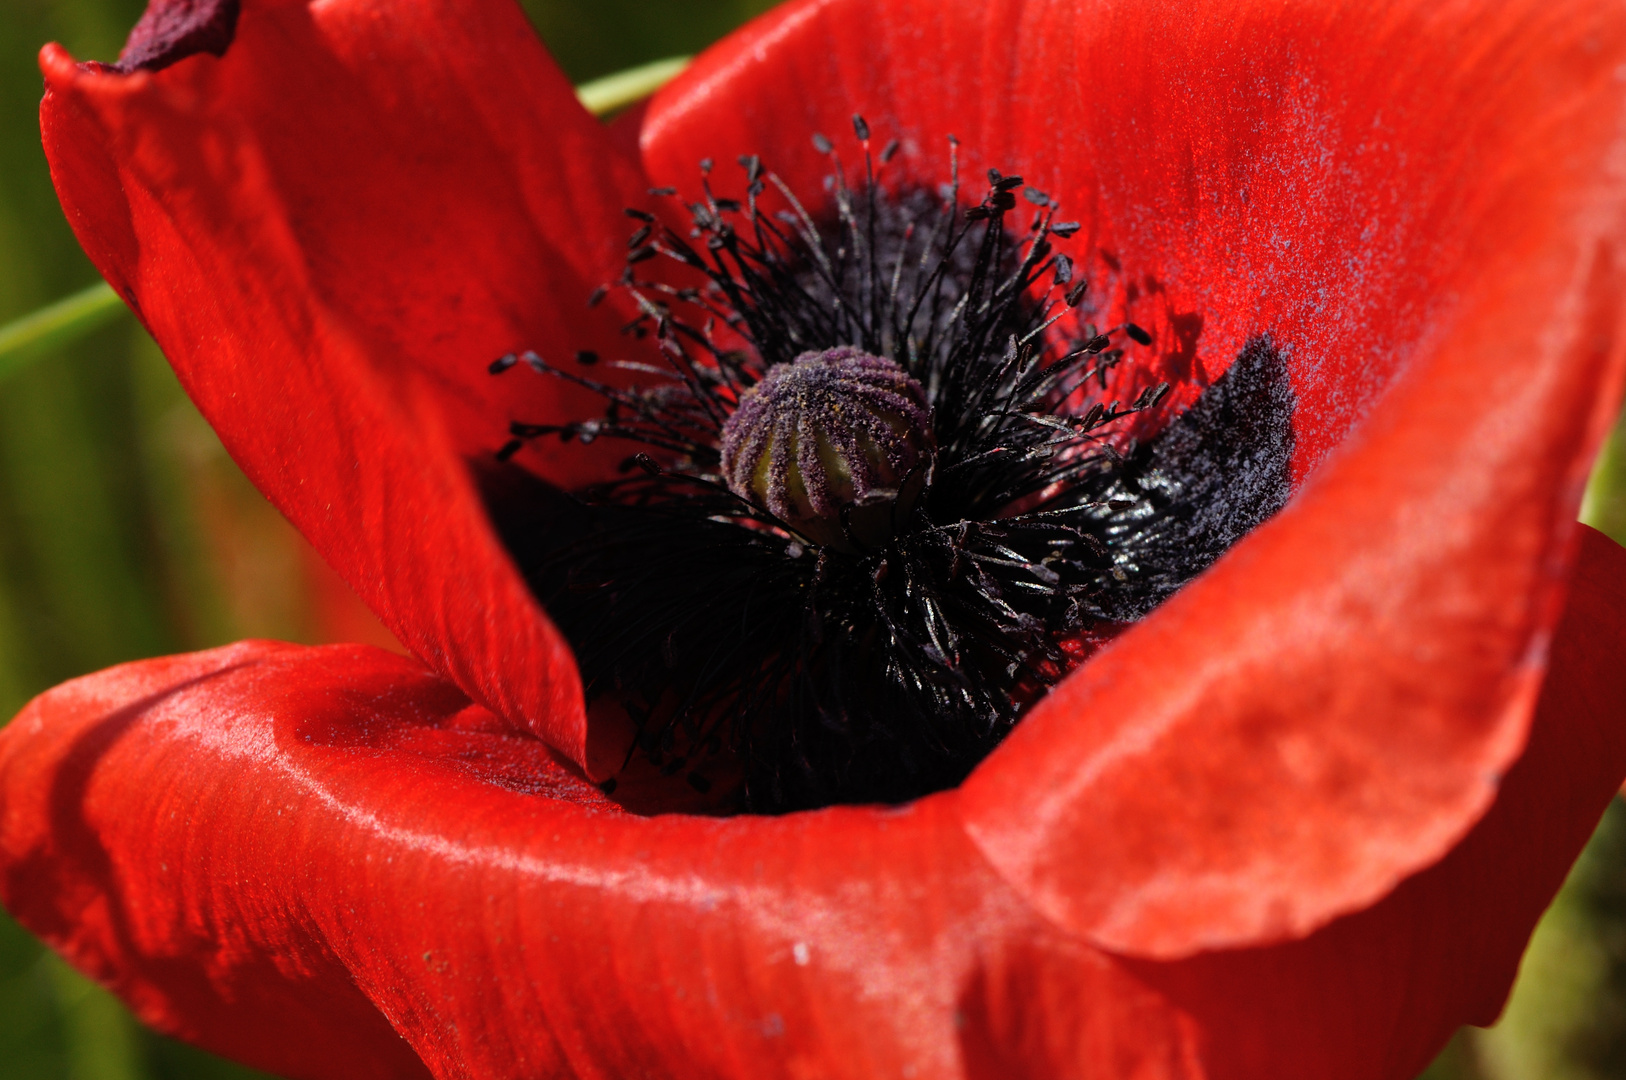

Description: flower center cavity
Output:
[484,117,1296,813]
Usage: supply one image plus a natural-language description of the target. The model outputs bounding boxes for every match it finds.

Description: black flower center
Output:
[484,119,1295,814]
[718,346,933,552]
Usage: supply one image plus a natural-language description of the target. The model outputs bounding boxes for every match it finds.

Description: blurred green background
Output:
[0,1,1622,1078]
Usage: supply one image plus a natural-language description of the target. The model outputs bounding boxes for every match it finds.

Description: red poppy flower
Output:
[6,0,1626,1076]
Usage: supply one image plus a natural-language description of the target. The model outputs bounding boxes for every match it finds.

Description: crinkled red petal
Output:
[0,643,1111,1080]
[2,538,1622,1080]
[39,0,655,775]
[644,0,1626,956]
[1133,525,1626,1077]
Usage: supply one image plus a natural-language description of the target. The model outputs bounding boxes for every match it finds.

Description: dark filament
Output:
[485,119,1294,813]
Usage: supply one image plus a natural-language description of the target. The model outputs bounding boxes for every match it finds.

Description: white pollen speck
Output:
[792,942,810,966]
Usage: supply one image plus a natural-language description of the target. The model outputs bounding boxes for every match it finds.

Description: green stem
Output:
[1581,406,1626,546]
[576,55,691,117]
[0,282,125,382]
[0,55,693,383]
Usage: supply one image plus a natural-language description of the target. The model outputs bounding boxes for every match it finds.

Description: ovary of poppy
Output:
[3,0,1626,1077]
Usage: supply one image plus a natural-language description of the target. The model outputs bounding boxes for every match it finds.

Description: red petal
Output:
[0,644,441,1080]
[645,0,1626,954]
[1136,525,1626,1078]
[0,642,1158,1079]
[4,574,1622,1080]
[40,0,654,774]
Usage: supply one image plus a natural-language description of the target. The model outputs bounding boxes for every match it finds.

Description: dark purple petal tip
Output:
[115,0,240,74]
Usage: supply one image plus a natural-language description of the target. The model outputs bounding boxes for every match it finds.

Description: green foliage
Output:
[518,0,775,81]
[1583,411,1626,546]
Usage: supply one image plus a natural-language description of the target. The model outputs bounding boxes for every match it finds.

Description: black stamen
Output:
[486,127,1294,813]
